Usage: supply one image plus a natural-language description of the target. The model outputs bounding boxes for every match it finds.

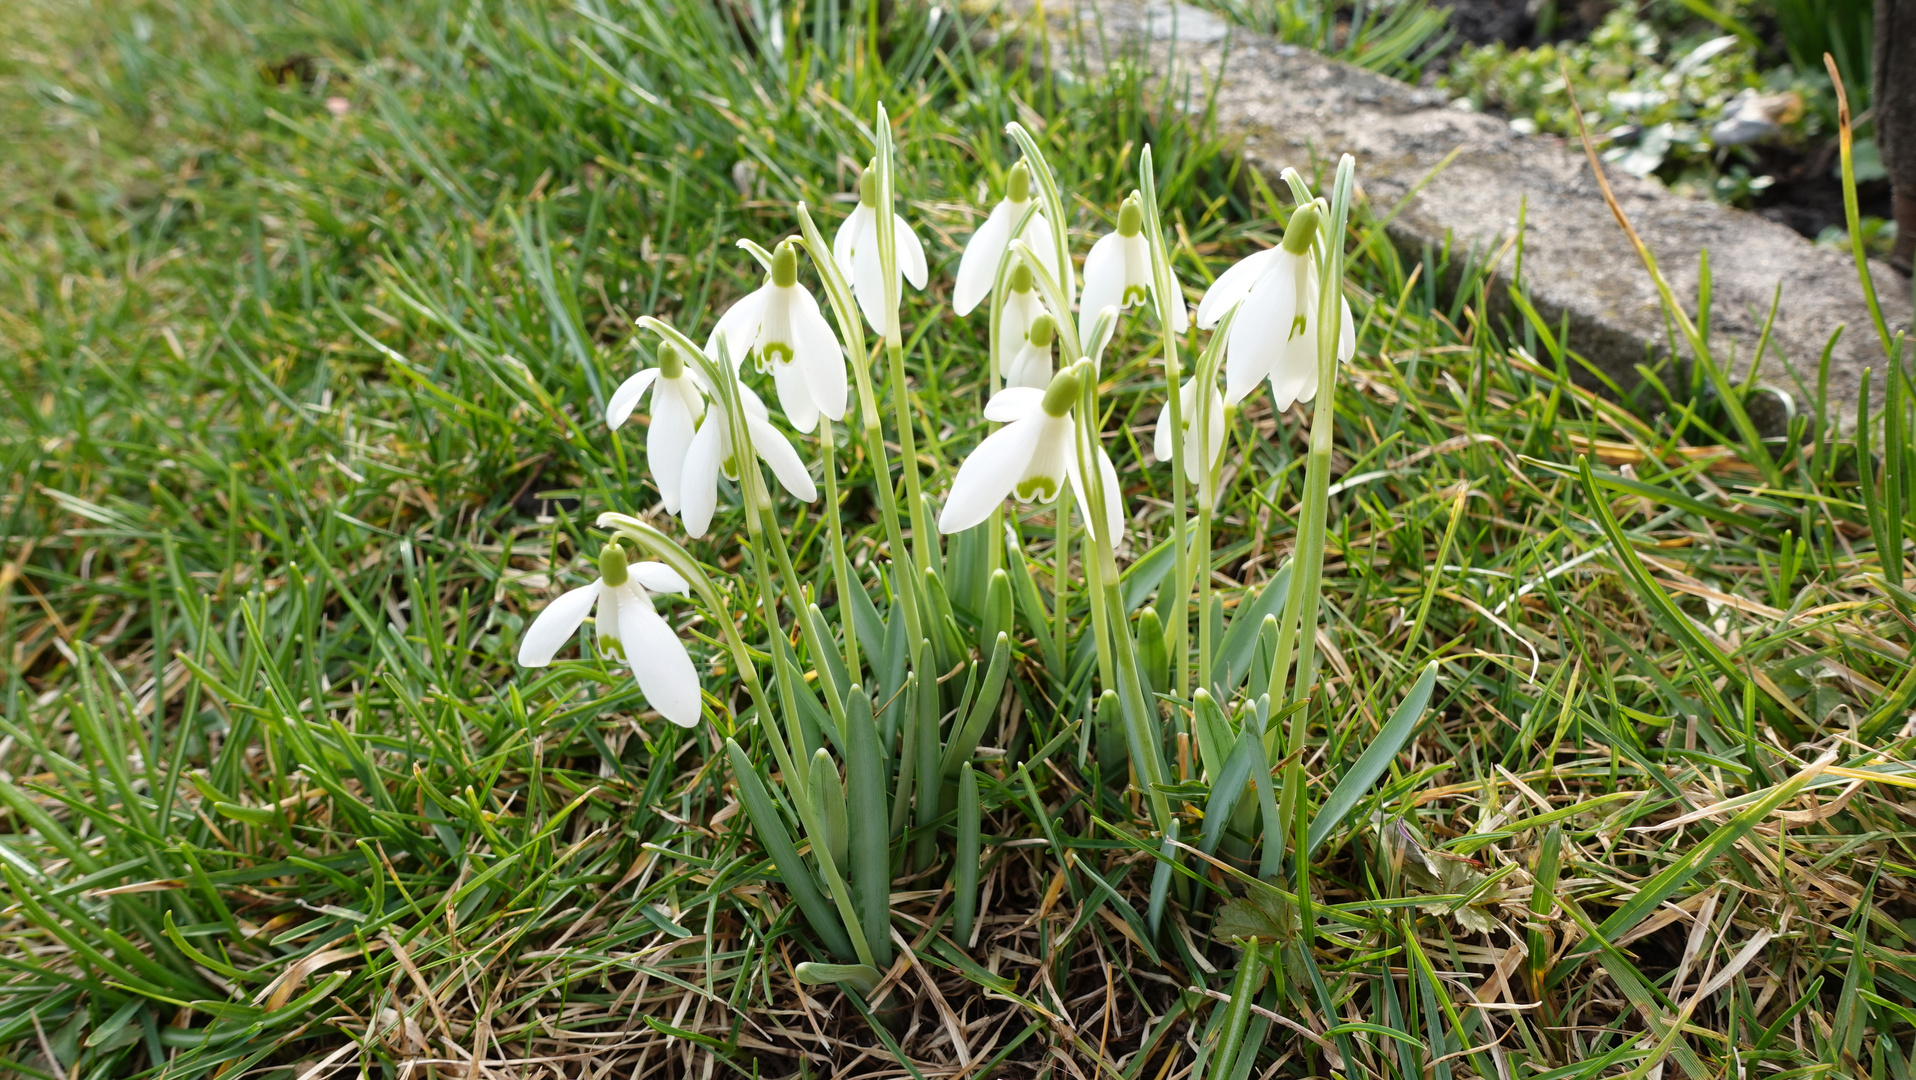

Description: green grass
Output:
[3,1,1914,1078]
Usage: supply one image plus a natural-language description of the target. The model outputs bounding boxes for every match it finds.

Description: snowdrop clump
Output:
[505,106,1361,983]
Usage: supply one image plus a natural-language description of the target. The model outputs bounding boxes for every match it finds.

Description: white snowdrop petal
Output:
[711,287,767,368]
[1223,260,1300,404]
[851,219,888,332]
[606,368,659,430]
[648,381,697,514]
[832,207,865,281]
[953,201,1014,316]
[1097,445,1125,542]
[940,417,1045,533]
[1338,294,1356,362]
[1197,246,1281,329]
[1004,342,1052,390]
[616,587,703,727]
[1152,396,1176,467]
[983,387,1046,423]
[746,414,818,502]
[894,214,928,290]
[630,562,691,594]
[1269,332,1318,413]
[770,359,820,434]
[680,412,725,538]
[516,582,603,667]
[1021,213,1061,283]
[792,288,848,422]
[1078,232,1126,347]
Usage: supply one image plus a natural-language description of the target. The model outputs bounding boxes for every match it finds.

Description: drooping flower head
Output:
[679,382,818,539]
[1080,194,1188,346]
[1152,376,1227,485]
[939,365,1123,541]
[709,240,847,433]
[1004,311,1057,391]
[954,161,1060,317]
[1199,204,1354,411]
[998,261,1047,357]
[833,165,928,333]
[608,341,708,516]
[517,542,702,727]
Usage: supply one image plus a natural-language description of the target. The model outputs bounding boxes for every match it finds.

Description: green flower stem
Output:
[1071,363,1172,832]
[795,203,925,649]
[818,418,859,676]
[1267,156,1354,921]
[1139,146,1191,701]
[874,105,940,581]
[638,320,877,970]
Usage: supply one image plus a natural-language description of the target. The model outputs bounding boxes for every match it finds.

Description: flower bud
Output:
[599,542,630,587]
[1008,160,1031,203]
[1280,204,1321,255]
[1041,368,1080,417]
[771,240,798,288]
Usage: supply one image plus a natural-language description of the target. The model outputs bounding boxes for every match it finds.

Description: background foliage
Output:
[1,0,1912,1078]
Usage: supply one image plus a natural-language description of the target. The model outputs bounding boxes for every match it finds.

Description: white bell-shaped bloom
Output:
[1198,205,1354,410]
[997,262,1048,357]
[680,383,818,538]
[1003,312,1057,391]
[708,241,847,433]
[833,166,928,333]
[608,342,709,515]
[1152,377,1227,485]
[517,544,702,727]
[1079,195,1188,346]
[953,161,1061,316]
[939,368,1124,541]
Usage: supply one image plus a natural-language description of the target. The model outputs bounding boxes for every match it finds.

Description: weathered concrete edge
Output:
[992,0,1912,426]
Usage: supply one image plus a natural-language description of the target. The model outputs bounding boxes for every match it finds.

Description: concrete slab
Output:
[1008,0,1912,424]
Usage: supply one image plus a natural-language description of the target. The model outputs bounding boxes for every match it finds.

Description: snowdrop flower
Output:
[1152,377,1226,484]
[833,166,928,332]
[997,262,1048,356]
[1198,205,1354,410]
[1003,312,1056,391]
[938,366,1123,541]
[680,383,818,538]
[953,161,1060,316]
[517,543,702,727]
[608,341,708,517]
[708,241,847,433]
[1079,195,1188,346]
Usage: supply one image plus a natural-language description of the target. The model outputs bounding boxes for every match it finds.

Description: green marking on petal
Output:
[1015,476,1061,503]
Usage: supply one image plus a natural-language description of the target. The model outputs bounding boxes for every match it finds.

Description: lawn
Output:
[1,0,1912,1078]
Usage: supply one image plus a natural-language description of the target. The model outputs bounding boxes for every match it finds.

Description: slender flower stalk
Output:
[795,201,926,648]
[1138,146,1192,699]
[869,107,939,578]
